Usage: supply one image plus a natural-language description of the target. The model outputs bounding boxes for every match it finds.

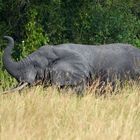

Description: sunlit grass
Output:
[0,82,140,140]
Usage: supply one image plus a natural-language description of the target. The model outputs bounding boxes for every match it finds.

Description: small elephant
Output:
[2,36,140,94]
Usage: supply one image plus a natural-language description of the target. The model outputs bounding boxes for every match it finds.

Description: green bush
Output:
[19,8,49,58]
[72,1,140,45]
[0,0,140,89]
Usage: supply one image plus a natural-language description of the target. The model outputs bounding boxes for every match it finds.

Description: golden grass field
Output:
[0,83,140,140]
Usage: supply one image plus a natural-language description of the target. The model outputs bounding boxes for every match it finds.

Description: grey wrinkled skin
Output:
[2,36,140,94]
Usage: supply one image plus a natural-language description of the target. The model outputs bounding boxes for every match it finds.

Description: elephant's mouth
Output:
[31,80,43,86]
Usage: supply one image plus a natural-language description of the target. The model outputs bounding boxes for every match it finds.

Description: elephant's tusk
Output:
[1,82,28,95]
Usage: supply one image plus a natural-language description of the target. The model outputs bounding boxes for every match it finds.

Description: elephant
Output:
[2,36,140,94]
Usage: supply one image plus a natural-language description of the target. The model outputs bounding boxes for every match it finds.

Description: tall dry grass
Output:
[0,84,140,140]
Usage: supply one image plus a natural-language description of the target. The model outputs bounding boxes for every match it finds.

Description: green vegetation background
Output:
[0,0,140,90]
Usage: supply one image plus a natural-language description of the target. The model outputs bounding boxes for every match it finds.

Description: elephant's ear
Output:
[49,48,90,87]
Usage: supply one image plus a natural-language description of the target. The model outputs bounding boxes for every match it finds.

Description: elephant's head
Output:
[3,36,38,86]
[2,36,90,94]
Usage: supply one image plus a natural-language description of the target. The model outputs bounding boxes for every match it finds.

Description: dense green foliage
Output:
[0,0,140,90]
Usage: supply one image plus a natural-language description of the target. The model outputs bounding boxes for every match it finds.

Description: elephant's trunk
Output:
[3,36,19,78]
